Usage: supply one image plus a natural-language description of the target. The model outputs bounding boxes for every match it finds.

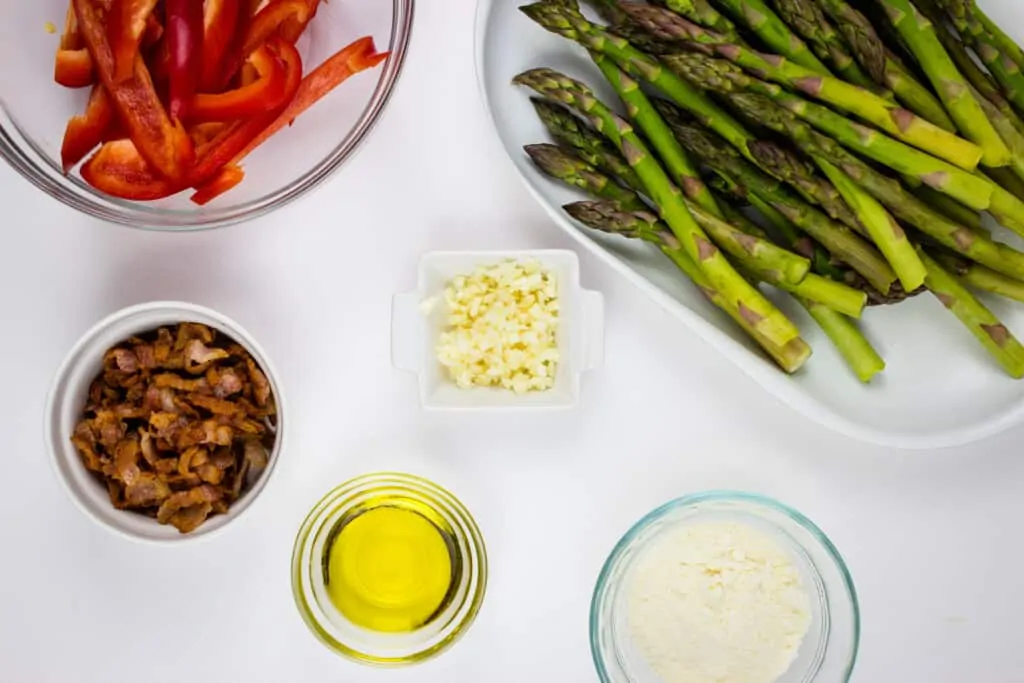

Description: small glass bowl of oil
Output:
[291,472,488,665]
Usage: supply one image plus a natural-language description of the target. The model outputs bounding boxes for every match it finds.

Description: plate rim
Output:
[471,0,1024,450]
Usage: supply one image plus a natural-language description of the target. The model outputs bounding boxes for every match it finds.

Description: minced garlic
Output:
[627,521,811,683]
[434,260,559,393]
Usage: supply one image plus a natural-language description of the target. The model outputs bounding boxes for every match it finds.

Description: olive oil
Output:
[323,497,459,633]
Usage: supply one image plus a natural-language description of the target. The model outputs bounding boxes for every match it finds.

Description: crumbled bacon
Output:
[70,323,276,534]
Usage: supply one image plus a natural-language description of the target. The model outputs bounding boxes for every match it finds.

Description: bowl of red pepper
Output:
[0,0,412,230]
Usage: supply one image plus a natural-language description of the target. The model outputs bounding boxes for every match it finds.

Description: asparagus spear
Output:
[531,98,645,192]
[974,6,1024,69]
[879,0,1011,168]
[702,0,833,73]
[817,157,928,291]
[936,0,1024,115]
[986,166,1024,202]
[771,0,882,91]
[744,183,919,304]
[913,184,983,230]
[915,0,1021,129]
[737,193,846,280]
[815,0,956,131]
[918,248,1024,378]
[726,134,860,231]
[659,110,899,293]
[527,141,813,284]
[567,200,863,316]
[971,85,1024,184]
[564,201,813,371]
[801,298,886,382]
[650,0,743,39]
[619,3,984,171]
[931,250,1024,304]
[591,52,723,216]
[719,202,882,378]
[525,143,648,211]
[606,22,677,55]
[663,53,993,210]
[714,88,1024,280]
[514,67,804,345]
[518,3,759,159]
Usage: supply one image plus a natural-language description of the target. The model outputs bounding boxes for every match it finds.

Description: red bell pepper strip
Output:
[81,139,177,199]
[278,0,321,44]
[216,0,306,89]
[190,38,303,185]
[189,44,288,121]
[236,37,388,162]
[73,0,195,182]
[107,0,159,83]
[143,14,164,47]
[199,0,241,92]
[166,0,205,121]
[55,49,96,88]
[241,0,309,61]
[61,84,116,172]
[55,5,96,88]
[190,163,244,204]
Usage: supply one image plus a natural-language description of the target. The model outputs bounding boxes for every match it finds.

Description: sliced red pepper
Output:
[143,14,164,47]
[188,122,229,150]
[191,38,303,185]
[81,139,177,199]
[74,0,195,182]
[189,45,287,121]
[236,37,388,162]
[241,0,308,61]
[61,84,116,172]
[107,0,159,83]
[55,4,95,88]
[190,164,244,205]
[278,0,321,43]
[55,49,96,88]
[199,0,241,92]
[166,0,205,121]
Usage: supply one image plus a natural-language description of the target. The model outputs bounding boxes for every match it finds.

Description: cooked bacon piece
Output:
[152,373,210,393]
[113,436,142,485]
[109,348,140,372]
[184,339,230,374]
[188,393,240,416]
[245,357,271,407]
[208,366,244,397]
[125,474,172,507]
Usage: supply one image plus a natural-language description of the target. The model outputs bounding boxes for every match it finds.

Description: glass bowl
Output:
[0,0,413,230]
[291,472,488,666]
[591,491,859,683]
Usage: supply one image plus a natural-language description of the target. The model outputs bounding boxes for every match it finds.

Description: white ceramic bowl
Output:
[473,0,1024,448]
[391,250,604,410]
[44,302,286,544]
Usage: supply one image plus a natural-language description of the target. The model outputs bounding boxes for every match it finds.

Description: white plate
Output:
[473,0,1024,449]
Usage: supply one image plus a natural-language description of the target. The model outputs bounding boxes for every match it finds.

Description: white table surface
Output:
[3,2,1024,682]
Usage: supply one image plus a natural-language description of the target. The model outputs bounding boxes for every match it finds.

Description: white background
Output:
[3,1,1024,682]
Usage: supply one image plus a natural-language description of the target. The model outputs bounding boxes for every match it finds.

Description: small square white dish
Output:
[392,250,604,410]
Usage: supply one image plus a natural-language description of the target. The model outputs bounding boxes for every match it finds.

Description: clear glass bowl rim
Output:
[0,0,414,231]
[290,471,488,666]
[589,489,861,683]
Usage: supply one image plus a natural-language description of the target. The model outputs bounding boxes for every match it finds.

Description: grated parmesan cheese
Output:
[627,521,811,683]
[434,260,559,393]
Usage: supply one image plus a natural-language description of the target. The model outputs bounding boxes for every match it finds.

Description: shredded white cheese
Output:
[434,259,559,393]
[627,521,812,683]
